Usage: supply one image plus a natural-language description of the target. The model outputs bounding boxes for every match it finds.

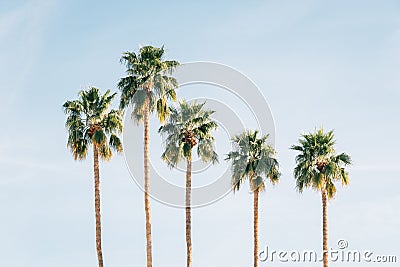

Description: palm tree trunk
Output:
[185,155,193,267]
[93,144,104,267]
[253,189,259,267]
[322,189,328,267]
[144,100,153,267]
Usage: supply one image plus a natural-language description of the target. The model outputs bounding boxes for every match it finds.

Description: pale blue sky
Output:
[0,0,399,266]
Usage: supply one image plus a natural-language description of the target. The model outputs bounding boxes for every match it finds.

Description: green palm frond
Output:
[197,139,219,164]
[291,128,352,199]
[93,129,107,146]
[102,109,123,134]
[225,130,280,193]
[66,128,88,160]
[156,96,169,123]
[109,134,123,153]
[98,143,112,161]
[63,87,123,161]
[162,141,183,168]
[118,75,140,110]
[250,176,265,192]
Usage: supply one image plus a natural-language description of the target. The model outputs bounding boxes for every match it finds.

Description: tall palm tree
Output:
[118,45,179,267]
[159,100,218,267]
[291,128,351,267]
[63,87,123,267]
[225,130,280,267]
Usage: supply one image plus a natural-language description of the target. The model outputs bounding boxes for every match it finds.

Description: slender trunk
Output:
[185,155,193,267]
[144,100,153,267]
[322,189,328,267]
[93,144,104,267]
[253,189,259,267]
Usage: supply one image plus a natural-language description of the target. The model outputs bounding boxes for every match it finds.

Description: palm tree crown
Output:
[226,130,280,192]
[118,45,179,122]
[291,128,352,199]
[63,87,123,159]
[159,100,219,165]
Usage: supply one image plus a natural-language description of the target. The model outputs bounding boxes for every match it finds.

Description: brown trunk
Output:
[93,144,104,267]
[185,155,193,267]
[322,189,328,267]
[144,99,153,267]
[253,189,259,267]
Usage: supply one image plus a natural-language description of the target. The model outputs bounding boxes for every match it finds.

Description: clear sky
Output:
[0,0,399,266]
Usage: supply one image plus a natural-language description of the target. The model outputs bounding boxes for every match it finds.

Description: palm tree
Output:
[63,87,123,267]
[159,100,218,267]
[291,128,351,267]
[225,130,280,267]
[118,45,179,267]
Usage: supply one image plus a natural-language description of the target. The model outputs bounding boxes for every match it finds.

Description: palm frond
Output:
[98,143,112,161]
[109,134,123,153]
